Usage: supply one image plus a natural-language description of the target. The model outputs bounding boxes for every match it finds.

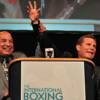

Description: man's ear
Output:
[76,44,80,51]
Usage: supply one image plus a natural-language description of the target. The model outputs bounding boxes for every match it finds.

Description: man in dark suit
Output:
[75,34,100,100]
[27,1,72,58]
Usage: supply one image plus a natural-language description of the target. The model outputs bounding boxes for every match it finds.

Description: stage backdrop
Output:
[0,0,100,19]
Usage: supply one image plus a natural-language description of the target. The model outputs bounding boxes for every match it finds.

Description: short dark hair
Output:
[76,34,96,45]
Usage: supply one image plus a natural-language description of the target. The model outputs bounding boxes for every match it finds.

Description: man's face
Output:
[76,38,96,59]
[0,31,14,56]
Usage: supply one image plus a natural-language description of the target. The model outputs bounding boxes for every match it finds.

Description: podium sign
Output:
[9,58,95,100]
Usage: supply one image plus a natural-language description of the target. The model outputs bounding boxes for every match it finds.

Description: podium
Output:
[9,58,95,100]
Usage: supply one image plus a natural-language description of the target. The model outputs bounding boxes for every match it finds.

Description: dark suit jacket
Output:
[32,23,72,58]
[95,66,100,100]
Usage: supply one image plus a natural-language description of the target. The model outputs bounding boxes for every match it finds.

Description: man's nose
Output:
[6,41,11,46]
[90,45,96,51]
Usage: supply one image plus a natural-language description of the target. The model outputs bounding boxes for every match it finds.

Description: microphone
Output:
[45,48,54,58]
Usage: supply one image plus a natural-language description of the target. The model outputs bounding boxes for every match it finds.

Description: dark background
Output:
[7,30,100,66]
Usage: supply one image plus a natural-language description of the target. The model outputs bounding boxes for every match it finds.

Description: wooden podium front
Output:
[9,58,95,100]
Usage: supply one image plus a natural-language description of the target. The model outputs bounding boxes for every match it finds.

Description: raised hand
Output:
[27,0,46,32]
[27,0,40,21]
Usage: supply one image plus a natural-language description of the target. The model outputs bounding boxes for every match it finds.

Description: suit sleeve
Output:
[31,22,61,57]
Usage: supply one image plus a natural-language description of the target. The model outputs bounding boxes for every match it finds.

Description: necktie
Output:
[2,58,8,80]
[0,55,14,80]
